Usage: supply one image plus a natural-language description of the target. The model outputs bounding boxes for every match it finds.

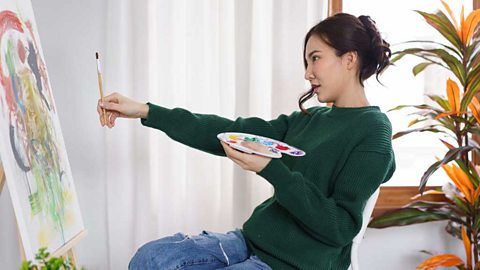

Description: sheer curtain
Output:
[103,0,326,268]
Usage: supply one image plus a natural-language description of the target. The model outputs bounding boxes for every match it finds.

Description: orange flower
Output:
[416,253,464,269]
[435,79,466,119]
[461,225,472,269]
[438,158,475,204]
[468,96,480,123]
[441,0,480,45]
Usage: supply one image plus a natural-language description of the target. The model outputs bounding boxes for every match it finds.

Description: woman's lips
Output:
[313,85,320,93]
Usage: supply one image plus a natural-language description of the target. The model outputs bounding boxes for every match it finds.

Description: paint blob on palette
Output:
[217,132,305,159]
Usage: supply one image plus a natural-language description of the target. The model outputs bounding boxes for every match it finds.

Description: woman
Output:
[98,13,396,270]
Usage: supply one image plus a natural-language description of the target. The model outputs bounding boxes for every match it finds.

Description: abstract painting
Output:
[0,0,84,261]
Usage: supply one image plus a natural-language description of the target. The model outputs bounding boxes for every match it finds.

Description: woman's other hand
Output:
[220,141,272,173]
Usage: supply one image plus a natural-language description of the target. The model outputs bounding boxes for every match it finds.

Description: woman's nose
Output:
[304,68,315,81]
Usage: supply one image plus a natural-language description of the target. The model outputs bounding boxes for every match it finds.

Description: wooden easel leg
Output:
[0,165,5,195]
[65,249,78,269]
[17,226,26,262]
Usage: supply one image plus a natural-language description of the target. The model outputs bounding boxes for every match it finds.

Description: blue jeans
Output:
[129,229,273,270]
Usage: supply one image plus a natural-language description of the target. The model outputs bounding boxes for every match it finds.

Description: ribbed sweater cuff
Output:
[140,102,171,129]
[256,158,291,187]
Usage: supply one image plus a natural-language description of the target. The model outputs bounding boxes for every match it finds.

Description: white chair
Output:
[348,188,380,270]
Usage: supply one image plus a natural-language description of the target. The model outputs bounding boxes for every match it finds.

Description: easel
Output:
[0,164,87,268]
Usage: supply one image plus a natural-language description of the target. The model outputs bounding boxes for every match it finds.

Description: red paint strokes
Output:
[17,39,25,63]
[0,11,24,113]
[0,11,23,38]
[275,145,289,151]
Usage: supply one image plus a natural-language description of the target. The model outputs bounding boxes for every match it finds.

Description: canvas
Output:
[0,0,84,261]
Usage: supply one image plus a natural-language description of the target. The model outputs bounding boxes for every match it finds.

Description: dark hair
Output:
[299,13,391,115]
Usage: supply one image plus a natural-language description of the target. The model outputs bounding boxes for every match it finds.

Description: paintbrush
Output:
[96,52,107,126]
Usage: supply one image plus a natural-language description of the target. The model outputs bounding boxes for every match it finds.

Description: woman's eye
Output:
[312,56,320,61]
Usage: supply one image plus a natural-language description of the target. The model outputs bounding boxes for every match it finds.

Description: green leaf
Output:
[465,40,479,69]
[387,104,443,113]
[467,125,480,136]
[401,40,461,58]
[19,261,32,270]
[468,46,480,71]
[391,48,448,69]
[368,208,449,228]
[393,125,446,140]
[405,200,450,209]
[475,214,480,230]
[419,249,434,256]
[466,63,480,88]
[454,159,480,188]
[427,94,451,111]
[407,110,439,119]
[426,49,465,86]
[415,10,464,52]
[462,68,480,112]
[419,145,480,193]
[393,47,465,85]
[446,220,462,240]
[413,62,434,76]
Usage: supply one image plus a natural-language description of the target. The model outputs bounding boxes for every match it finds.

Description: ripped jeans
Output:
[128,228,273,270]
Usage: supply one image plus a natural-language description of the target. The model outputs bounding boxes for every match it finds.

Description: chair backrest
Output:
[348,188,380,270]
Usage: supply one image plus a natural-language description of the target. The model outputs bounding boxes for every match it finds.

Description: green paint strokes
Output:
[2,18,70,243]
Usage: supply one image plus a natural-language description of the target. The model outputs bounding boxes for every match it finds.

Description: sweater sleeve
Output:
[256,123,396,247]
[140,102,300,156]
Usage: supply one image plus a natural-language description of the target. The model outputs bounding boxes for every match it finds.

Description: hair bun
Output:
[358,15,380,42]
[358,15,391,80]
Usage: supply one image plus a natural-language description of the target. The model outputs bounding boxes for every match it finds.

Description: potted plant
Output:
[367,1,480,269]
[19,247,85,270]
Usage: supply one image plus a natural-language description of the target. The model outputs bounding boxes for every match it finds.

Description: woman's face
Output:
[304,35,352,103]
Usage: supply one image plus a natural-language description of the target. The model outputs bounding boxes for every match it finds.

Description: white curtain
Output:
[103,0,326,268]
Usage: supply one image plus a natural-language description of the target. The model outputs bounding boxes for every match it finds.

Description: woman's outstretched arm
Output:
[97,92,302,156]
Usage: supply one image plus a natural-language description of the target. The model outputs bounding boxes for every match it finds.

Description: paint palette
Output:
[217,132,306,159]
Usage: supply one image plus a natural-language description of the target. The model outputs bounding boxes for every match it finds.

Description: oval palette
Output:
[217,132,306,158]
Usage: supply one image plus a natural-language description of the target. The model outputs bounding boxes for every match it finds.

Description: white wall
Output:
[0,1,464,269]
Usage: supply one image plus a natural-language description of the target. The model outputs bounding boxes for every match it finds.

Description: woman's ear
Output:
[343,51,358,71]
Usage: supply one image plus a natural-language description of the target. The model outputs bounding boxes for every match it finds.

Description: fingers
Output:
[240,141,264,151]
[105,111,120,128]
[105,111,112,128]
[102,92,120,103]
[110,112,119,127]
[97,92,122,128]
[99,100,121,112]
[220,142,248,166]
[99,111,105,127]
[97,103,105,126]
[241,141,270,155]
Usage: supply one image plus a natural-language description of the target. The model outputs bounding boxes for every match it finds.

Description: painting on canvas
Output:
[0,0,84,261]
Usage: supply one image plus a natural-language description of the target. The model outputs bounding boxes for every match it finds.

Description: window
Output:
[343,0,473,186]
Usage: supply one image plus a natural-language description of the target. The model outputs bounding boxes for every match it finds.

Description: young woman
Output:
[98,12,396,270]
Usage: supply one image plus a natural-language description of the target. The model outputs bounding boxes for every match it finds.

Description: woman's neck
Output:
[333,83,370,108]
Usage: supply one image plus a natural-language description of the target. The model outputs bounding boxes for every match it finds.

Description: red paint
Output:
[0,11,24,113]
[275,145,289,151]
[228,140,237,144]
[17,39,25,63]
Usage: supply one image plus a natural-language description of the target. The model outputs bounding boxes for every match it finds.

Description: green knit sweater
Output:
[140,103,396,270]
